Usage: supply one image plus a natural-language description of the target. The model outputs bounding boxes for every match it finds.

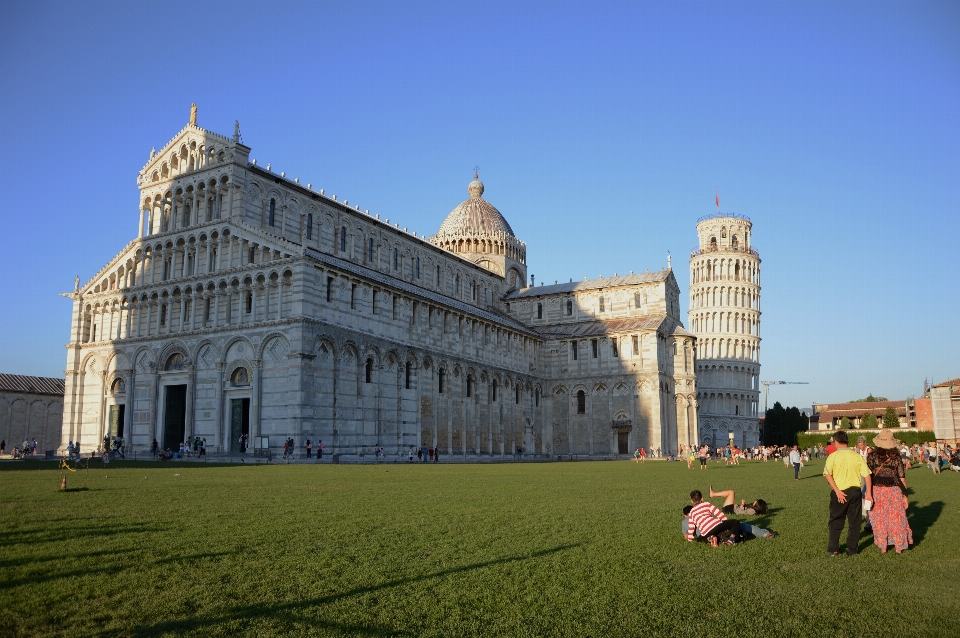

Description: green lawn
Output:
[2,458,958,637]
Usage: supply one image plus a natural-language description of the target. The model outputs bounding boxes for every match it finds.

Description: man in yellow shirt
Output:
[823,430,872,556]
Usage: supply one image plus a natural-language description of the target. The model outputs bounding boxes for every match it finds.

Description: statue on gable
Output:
[190,103,197,125]
[233,120,240,143]
[74,275,80,293]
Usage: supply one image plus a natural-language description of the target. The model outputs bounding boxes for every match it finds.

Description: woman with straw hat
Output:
[866,430,913,555]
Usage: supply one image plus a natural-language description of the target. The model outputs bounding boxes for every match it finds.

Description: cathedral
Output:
[60,109,712,459]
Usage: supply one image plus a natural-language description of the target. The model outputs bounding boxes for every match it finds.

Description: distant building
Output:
[810,400,908,430]
[929,378,960,441]
[0,374,65,453]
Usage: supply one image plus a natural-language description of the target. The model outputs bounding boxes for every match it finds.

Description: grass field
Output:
[2,457,958,637]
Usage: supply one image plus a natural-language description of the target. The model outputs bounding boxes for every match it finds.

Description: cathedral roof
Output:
[0,373,65,396]
[435,177,515,238]
[509,271,672,298]
[536,316,667,339]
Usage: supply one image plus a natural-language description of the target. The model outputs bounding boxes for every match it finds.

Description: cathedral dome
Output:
[436,176,515,237]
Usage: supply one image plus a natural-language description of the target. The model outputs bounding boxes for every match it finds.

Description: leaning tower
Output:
[689,213,762,448]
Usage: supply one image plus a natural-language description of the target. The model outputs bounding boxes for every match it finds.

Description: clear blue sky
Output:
[1,1,957,410]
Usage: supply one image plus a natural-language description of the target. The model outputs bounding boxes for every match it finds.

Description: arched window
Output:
[516,384,520,404]
[721,226,727,238]
[245,292,252,314]
[599,296,605,312]
[415,256,420,279]
[467,375,473,398]
[306,213,313,240]
[393,248,398,270]
[577,390,586,414]
[566,299,573,315]
[731,235,738,249]
[367,238,375,263]
[435,265,441,287]
[438,368,445,394]
[268,199,276,227]
[339,227,346,252]
[405,362,412,390]
[492,378,499,401]
[537,303,542,319]
[231,367,249,386]
[111,378,126,394]
[365,358,373,383]
[164,353,185,371]
[710,236,717,249]
[535,388,540,407]
[455,275,461,295]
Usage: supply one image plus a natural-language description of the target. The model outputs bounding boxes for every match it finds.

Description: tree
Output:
[882,407,900,429]
[860,413,879,429]
[849,394,888,403]
[840,416,853,430]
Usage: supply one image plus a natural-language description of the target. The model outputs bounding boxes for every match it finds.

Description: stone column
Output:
[125,367,135,447]
[139,208,145,238]
[213,293,221,328]
[251,359,262,440]
[215,362,225,453]
[185,364,195,443]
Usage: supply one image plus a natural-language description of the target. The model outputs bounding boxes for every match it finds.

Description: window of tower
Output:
[721,227,727,238]
[732,235,739,249]
[710,237,717,249]
[269,199,276,227]
[566,299,573,315]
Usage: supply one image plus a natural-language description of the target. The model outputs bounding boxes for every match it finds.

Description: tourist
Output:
[305,440,312,459]
[634,448,641,464]
[684,490,744,546]
[239,433,248,455]
[0,439,4,456]
[318,440,324,460]
[199,438,206,458]
[823,430,872,556]
[697,445,709,470]
[151,439,159,459]
[947,448,960,472]
[790,445,802,480]
[686,447,695,470]
[825,439,837,456]
[866,430,913,555]
[422,445,428,462]
[682,504,776,540]
[434,447,439,463]
[925,442,940,474]
[408,446,415,463]
[707,485,770,516]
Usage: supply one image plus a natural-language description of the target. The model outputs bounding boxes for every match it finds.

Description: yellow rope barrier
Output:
[60,459,77,472]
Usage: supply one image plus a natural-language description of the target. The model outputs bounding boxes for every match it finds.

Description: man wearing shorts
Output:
[698,445,709,469]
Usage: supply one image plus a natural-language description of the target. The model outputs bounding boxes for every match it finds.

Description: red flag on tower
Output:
[715,191,720,210]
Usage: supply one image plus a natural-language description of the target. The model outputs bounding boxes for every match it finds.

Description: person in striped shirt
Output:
[685,490,744,546]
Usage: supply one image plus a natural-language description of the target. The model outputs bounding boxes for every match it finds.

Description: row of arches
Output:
[80,269,294,343]
[697,391,759,418]
[691,285,759,310]
[147,138,226,184]
[697,337,759,362]
[691,256,759,285]
[88,228,287,295]
[0,396,62,453]
[435,235,527,265]
[696,363,759,392]
[141,176,232,237]
[690,311,760,336]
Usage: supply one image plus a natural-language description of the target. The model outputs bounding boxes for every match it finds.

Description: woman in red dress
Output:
[866,430,913,555]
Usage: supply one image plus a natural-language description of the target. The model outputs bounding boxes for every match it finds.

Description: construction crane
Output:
[762,380,809,414]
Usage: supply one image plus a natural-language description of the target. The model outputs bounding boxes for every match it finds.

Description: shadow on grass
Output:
[1,550,235,590]
[128,543,583,637]
[0,460,250,472]
[0,523,164,549]
[908,500,944,546]
[747,506,784,531]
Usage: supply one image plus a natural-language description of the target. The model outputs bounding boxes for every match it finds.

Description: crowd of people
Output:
[679,429,958,554]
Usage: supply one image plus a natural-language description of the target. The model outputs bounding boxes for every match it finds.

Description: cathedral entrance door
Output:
[163,385,187,449]
[230,398,250,453]
[109,404,126,439]
[617,431,629,455]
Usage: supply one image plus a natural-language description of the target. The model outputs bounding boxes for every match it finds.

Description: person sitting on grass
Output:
[685,489,745,546]
[682,505,777,541]
[707,486,769,516]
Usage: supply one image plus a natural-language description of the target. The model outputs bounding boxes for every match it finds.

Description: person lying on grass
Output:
[684,489,750,546]
[708,485,769,516]
[682,505,778,542]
